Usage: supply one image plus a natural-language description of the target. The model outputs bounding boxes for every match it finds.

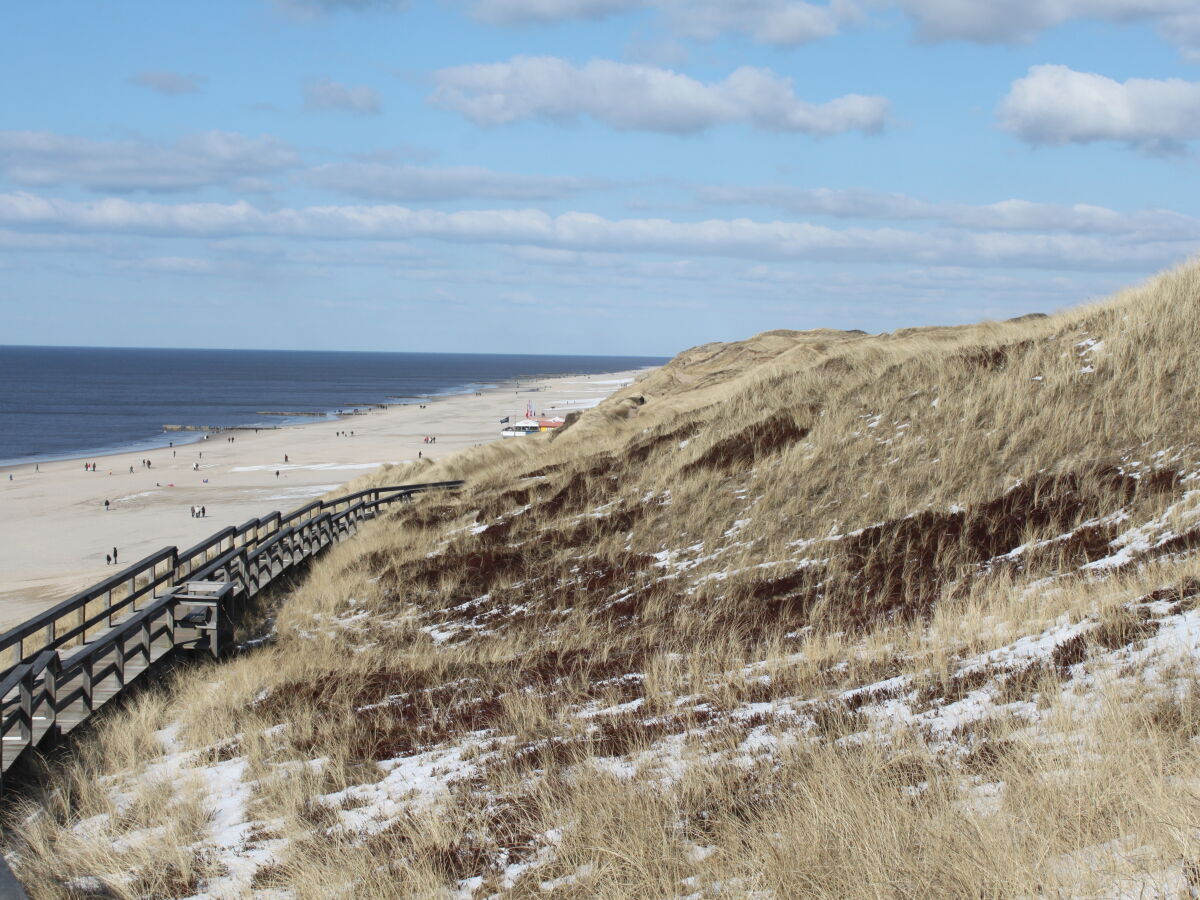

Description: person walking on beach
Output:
[201,505,206,518]
[112,547,118,564]
[106,553,111,565]
[104,499,110,511]
[284,454,289,463]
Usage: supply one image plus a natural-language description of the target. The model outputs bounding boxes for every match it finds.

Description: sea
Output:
[0,346,667,467]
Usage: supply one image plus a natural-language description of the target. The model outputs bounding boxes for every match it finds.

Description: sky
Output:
[1,0,1198,357]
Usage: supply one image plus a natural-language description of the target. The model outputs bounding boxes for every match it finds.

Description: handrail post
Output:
[116,632,126,688]
[18,668,33,743]
[82,657,94,716]
[45,658,59,744]
[140,619,151,668]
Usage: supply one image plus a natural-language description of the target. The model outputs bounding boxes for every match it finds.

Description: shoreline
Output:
[0,371,616,472]
[0,367,652,631]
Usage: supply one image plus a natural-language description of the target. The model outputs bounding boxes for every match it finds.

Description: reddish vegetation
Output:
[830,466,1180,625]
[537,467,618,518]
[625,423,698,465]
[681,411,809,476]
[406,546,528,596]
[1089,608,1159,651]
[475,488,532,521]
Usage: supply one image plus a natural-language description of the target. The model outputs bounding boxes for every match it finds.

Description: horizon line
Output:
[0,342,671,360]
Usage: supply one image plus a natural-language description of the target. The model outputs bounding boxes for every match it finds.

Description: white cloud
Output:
[0,131,299,193]
[697,186,1200,238]
[0,191,1194,271]
[1166,13,1200,61]
[128,70,206,95]
[430,57,888,134]
[997,64,1200,150]
[471,0,849,44]
[275,0,1199,55]
[306,162,600,201]
[884,0,1189,43]
[303,77,382,114]
[665,0,844,43]
[471,0,641,24]
[881,0,1200,59]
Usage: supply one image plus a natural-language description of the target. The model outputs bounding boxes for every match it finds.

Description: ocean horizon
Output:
[0,345,666,468]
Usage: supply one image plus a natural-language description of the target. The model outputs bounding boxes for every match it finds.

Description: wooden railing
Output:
[0,480,463,794]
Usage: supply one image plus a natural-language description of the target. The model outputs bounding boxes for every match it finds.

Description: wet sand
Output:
[0,370,646,632]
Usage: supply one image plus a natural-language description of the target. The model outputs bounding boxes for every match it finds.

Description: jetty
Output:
[0,480,462,793]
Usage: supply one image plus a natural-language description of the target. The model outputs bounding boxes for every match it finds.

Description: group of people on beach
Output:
[422,435,437,444]
[105,547,118,565]
[336,431,354,437]
[190,505,206,518]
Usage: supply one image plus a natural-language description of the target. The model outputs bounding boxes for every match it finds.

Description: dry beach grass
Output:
[7,261,1200,897]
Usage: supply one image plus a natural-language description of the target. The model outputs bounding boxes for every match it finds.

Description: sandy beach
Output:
[0,369,647,632]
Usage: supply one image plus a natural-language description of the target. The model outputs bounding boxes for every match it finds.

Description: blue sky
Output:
[1,0,1198,356]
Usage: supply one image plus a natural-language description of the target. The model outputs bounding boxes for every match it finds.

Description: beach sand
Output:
[0,369,647,632]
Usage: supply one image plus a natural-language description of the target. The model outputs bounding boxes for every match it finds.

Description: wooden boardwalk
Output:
[0,480,462,791]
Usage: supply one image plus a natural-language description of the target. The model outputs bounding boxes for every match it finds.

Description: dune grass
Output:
[6,261,1200,897]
